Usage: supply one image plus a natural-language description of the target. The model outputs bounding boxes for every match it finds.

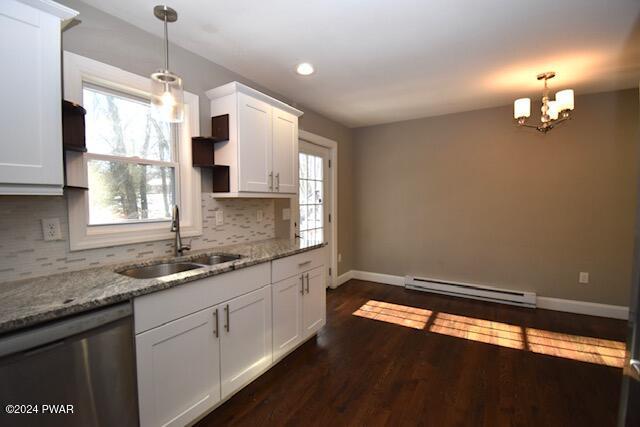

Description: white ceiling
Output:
[80,0,640,128]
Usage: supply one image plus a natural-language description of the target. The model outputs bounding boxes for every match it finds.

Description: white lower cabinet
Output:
[303,266,326,337]
[136,306,221,427]
[220,286,272,398]
[272,264,326,361]
[272,274,304,360]
[134,252,325,426]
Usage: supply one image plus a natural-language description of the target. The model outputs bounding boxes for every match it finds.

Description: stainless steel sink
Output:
[119,262,203,279]
[190,254,242,266]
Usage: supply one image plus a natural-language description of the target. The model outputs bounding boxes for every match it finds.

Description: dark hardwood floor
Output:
[197,279,627,427]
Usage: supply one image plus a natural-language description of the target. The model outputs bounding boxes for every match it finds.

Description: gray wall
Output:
[353,89,638,306]
[56,0,354,275]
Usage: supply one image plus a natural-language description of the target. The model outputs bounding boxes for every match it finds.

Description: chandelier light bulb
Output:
[556,89,574,111]
[514,98,531,119]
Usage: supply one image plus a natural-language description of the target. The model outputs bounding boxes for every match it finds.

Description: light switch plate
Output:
[282,208,291,220]
[579,272,589,284]
[215,210,224,226]
[256,209,263,222]
[42,218,62,241]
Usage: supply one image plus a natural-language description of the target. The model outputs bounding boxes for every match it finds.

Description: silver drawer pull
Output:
[224,304,230,332]
[298,260,312,267]
[213,309,219,338]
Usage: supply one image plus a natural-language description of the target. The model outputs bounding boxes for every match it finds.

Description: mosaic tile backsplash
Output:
[0,195,275,283]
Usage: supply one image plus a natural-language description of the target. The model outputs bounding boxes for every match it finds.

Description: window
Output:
[64,52,202,250]
[299,152,324,246]
[83,84,177,225]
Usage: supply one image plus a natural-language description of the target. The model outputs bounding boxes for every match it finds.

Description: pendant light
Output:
[150,5,184,123]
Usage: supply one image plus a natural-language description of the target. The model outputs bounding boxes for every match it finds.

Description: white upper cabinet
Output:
[0,0,77,195]
[272,107,298,194]
[237,93,273,192]
[207,82,302,197]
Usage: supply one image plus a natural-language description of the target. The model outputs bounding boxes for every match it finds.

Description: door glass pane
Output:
[315,156,323,180]
[299,150,324,247]
[299,154,307,179]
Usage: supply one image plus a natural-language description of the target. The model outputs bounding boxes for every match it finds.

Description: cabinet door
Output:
[136,307,221,427]
[272,274,304,360]
[303,266,326,338]
[237,92,273,192]
[0,0,63,192]
[272,107,298,194]
[220,286,272,398]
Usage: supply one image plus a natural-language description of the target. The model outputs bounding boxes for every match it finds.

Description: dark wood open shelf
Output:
[62,100,87,152]
[192,114,231,192]
[63,145,87,153]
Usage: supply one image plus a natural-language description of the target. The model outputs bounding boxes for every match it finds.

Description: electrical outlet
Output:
[256,209,263,222]
[41,218,62,241]
[338,253,342,263]
[215,210,224,226]
[282,208,291,220]
[579,272,589,284]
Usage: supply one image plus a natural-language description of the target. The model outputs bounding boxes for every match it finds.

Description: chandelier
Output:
[513,72,574,133]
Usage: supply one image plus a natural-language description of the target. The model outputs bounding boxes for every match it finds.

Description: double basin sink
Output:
[118,254,242,279]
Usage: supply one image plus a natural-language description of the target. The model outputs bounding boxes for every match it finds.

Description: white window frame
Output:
[64,52,202,251]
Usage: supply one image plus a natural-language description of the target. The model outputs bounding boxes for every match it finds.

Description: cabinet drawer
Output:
[271,247,325,283]
[134,262,270,334]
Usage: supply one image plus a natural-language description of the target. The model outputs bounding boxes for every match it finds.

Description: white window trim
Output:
[63,51,202,251]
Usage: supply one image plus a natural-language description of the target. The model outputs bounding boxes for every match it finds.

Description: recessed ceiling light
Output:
[296,62,314,76]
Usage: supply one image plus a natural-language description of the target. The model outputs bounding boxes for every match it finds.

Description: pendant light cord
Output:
[163,15,169,70]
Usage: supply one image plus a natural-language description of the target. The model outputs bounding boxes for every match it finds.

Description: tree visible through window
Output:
[84,84,177,225]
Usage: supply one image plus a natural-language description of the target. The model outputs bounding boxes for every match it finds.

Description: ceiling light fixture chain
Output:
[513,71,574,133]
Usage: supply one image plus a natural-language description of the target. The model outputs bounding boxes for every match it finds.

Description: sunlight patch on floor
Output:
[353,300,432,329]
[353,300,625,367]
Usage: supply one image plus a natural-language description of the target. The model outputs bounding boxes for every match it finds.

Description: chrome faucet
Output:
[170,205,190,257]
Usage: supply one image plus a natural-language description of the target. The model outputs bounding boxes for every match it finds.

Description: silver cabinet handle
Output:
[305,273,310,294]
[269,172,273,190]
[631,359,640,376]
[224,304,230,332]
[213,309,219,338]
[300,274,304,295]
[298,260,311,267]
[275,173,280,191]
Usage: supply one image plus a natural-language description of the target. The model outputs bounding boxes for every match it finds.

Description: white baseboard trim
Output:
[351,270,404,286]
[340,269,629,320]
[537,297,629,320]
[335,271,354,288]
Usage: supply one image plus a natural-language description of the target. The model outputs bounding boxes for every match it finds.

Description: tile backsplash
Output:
[0,195,275,283]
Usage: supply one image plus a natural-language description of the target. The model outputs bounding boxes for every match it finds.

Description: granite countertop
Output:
[0,238,324,335]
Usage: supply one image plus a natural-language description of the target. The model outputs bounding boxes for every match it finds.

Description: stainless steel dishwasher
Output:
[0,303,138,427]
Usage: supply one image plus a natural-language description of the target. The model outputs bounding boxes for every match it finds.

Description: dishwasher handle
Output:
[0,302,132,358]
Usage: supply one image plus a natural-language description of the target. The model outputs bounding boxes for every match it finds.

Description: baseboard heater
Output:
[404,276,536,308]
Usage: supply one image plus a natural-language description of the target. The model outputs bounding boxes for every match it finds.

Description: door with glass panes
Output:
[298,141,331,262]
